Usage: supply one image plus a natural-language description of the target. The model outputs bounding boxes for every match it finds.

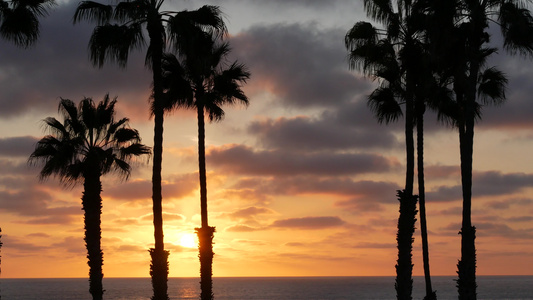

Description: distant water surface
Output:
[1,276,532,299]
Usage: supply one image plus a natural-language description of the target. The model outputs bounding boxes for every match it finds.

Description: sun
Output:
[179,233,197,248]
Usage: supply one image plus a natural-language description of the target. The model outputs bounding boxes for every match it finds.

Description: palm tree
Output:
[161,30,249,300]
[29,96,150,300]
[73,3,226,299]
[0,0,54,47]
[426,1,533,298]
[345,1,433,298]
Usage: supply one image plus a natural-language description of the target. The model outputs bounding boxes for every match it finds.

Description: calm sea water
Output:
[1,276,532,299]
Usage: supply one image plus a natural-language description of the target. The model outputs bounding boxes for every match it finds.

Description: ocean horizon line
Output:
[2,274,532,279]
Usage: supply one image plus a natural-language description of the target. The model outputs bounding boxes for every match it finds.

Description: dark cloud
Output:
[224,224,260,232]
[506,216,533,222]
[51,236,85,254]
[220,206,276,221]
[233,176,400,205]
[214,188,272,205]
[270,216,346,229]
[104,173,198,202]
[1,234,50,254]
[353,242,396,249]
[140,212,186,222]
[476,222,533,239]
[0,161,36,183]
[208,144,398,176]
[231,23,370,108]
[248,115,398,151]
[0,183,82,225]
[0,136,39,157]
[427,171,533,202]
[425,165,461,179]
[232,239,267,246]
[487,198,533,210]
[0,1,151,119]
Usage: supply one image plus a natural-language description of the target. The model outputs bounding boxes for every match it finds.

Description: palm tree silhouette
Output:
[73,3,226,298]
[0,0,54,47]
[161,29,249,300]
[29,96,150,300]
[345,1,436,298]
[426,1,533,298]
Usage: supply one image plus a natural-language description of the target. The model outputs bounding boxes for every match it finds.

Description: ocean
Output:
[1,276,531,299]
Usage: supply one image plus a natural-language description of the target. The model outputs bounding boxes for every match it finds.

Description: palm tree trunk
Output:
[196,104,215,300]
[395,189,417,300]
[457,101,477,300]
[82,172,104,300]
[148,13,169,300]
[417,104,436,300]
[198,105,209,229]
[457,31,480,299]
[395,83,417,300]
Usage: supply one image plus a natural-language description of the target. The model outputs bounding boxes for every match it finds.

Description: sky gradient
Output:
[1,0,533,278]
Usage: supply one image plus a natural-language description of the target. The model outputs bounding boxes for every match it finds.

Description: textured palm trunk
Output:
[457,92,477,300]
[82,171,104,300]
[457,22,481,299]
[395,189,417,300]
[395,73,417,300]
[196,103,215,300]
[417,104,436,300]
[148,12,169,300]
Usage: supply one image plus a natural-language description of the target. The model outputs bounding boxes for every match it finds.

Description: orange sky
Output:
[1,0,533,278]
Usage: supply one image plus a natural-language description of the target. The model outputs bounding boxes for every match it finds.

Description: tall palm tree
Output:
[426,1,533,298]
[345,1,432,298]
[29,96,150,300]
[0,0,54,47]
[161,30,249,300]
[73,4,226,299]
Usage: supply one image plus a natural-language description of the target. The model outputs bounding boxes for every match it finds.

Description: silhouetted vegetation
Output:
[29,96,150,300]
[161,26,250,300]
[424,1,533,298]
[345,1,428,298]
[0,0,54,47]
[73,3,227,299]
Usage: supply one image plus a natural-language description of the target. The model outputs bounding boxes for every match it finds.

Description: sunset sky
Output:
[1,0,533,279]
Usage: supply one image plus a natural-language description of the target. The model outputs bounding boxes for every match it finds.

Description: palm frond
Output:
[367,87,403,124]
[0,6,39,47]
[17,0,55,17]
[119,143,152,157]
[113,0,147,23]
[364,0,395,25]
[113,128,141,144]
[106,117,129,141]
[499,1,533,56]
[477,66,507,105]
[88,23,145,68]
[29,95,149,185]
[167,5,226,52]
[73,1,113,25]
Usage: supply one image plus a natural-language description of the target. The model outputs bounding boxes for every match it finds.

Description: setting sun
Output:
[179,233,198,249]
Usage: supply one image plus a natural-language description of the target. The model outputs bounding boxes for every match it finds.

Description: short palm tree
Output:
[29,96,150,300]
[426,1,533,298]
[73,3,226,299]
[345,1,432,298]
[161,30,249,300]
[0,0,54,47]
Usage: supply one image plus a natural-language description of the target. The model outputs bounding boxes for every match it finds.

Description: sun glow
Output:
[180,233,198,248]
